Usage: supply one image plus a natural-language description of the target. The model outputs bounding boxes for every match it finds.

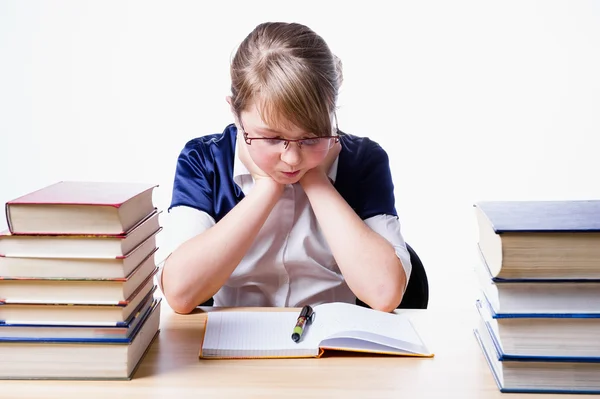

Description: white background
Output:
[1,1,599,310]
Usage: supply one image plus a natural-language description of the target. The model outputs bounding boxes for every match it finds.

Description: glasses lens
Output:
[301,138,334,152]
[250,139,285,152]
[250,137,335,153]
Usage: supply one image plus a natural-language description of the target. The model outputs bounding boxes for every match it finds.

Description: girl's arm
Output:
[299,141,408,313]
[301,172,406,312]
[162,179,283,314]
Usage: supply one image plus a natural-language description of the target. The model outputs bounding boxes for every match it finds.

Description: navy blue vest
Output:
[169,124,397,222]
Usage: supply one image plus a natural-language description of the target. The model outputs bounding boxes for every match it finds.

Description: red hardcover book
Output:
[0,211,161,258]
[5,181,157,235]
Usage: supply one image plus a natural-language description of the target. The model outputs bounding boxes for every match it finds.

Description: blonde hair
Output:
[230,22,342,137]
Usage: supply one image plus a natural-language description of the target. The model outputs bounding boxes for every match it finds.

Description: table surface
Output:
[0,303,594,399]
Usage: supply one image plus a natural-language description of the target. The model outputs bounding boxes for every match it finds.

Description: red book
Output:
[0,211,161,258]
[5,181,157,235]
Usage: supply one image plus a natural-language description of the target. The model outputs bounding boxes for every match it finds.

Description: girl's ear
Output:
[226,96,242,130]
[226,96,238,120]
[226,96,237,116]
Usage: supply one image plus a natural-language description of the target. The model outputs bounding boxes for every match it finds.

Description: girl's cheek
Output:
[250,151,276,172]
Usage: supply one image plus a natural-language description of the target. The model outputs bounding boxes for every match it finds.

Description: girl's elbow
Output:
[161,259,201,314]
[162,274,198,314]
[370,287,404,313]
[371,302,398,313]
[165,291,197,314]
[370,267,407,312]
[163,278,213,314]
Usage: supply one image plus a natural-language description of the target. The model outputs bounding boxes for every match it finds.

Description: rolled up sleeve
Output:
[363,214,412,287]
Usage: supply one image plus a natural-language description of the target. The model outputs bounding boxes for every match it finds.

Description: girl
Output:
[160,22,412,314]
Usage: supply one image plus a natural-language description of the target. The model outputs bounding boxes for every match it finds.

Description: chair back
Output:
[398,243,429,309]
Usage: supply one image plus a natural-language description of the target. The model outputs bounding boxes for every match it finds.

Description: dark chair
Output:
[355,243,429,309]
[199,243,429,309]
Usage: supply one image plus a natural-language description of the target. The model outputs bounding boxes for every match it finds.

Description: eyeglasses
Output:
[239,120,340,154]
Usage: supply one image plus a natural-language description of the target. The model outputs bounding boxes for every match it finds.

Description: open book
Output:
[200,302,433,359]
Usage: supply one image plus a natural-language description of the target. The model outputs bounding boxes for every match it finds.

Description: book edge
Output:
[6,182,158,207]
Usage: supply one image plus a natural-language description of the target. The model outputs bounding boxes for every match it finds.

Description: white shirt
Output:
[158,146,412,307]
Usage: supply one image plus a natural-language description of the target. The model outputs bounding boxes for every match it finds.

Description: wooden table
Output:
[1,304,593,398]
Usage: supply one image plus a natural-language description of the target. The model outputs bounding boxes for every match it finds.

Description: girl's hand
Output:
[300,140,342,186]
[237,133,273,182]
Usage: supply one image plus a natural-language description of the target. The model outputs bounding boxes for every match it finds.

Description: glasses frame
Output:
[238,116,340,151]
[243,132,340,150]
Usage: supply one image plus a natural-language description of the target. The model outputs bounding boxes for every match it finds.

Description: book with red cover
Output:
[0,211,160,258]
[5,181,157,235]
[0,252,158,304]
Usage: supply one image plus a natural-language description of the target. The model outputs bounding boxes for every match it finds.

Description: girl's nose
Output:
[280,142,302,166]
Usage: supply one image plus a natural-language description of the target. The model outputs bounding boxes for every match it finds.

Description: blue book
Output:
[0,299,161,380]
[474,200,600,280]
[475,249,600,315]
[474,322,600,394]
[476,298,600,360]
[0,296,156,342]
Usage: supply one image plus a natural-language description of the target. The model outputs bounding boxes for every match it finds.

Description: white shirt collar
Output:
[233,140,339,186]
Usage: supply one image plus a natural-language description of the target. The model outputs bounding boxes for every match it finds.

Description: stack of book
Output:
[0,181,162,380]
[472,200,600,394]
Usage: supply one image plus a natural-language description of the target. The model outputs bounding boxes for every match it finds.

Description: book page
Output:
[312,302,430,355]
[202,311,323,358]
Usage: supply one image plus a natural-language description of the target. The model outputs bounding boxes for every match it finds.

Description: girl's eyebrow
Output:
[254,129,283,139]
[255,126,282,134]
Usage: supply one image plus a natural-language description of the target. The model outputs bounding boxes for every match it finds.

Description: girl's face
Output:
[238,106,333,185]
